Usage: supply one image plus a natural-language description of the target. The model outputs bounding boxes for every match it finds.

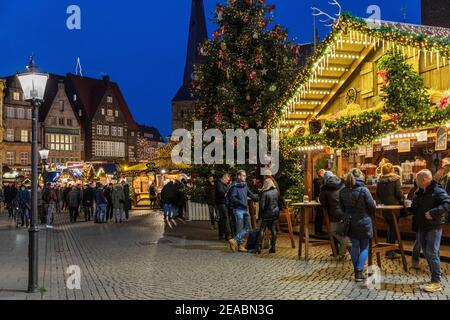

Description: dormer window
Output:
[101,108,105,115]
[73,94,77,101]
[59,101,65,112]
[107,109,113,116]
[78,109,82,117]
[107,96,113,103]
[115,110,119,117]
[13,92,20,101]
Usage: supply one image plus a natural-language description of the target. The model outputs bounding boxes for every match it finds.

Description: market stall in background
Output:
[278,14,450,238]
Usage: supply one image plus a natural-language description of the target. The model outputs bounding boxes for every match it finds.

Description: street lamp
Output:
[17,56,49,293]
[39,148,50,184]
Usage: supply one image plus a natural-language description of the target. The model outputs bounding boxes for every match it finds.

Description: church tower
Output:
[172,0,208,132]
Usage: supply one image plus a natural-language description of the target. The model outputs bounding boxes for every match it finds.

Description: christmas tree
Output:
[192,0,300,130]
[378,49,430,116]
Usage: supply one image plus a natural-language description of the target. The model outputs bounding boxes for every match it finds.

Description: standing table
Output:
[291,202,336,260]
[369,205,408,272]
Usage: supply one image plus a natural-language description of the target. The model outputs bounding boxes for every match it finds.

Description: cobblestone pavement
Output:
[0,210,449,300]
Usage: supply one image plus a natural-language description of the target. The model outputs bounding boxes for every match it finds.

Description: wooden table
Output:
[292,202,336,260]
[369,205,408,272]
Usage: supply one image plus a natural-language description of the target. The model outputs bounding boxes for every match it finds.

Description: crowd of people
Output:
[314,160,450,293]
[204,170,283,255]
[2,181,132,228]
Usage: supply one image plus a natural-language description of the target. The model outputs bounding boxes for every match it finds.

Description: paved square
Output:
[0,210,448,300]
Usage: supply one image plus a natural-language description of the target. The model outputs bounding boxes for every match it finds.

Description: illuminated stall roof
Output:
[278,14,450,134]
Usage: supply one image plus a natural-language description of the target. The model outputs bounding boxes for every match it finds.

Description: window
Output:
[115,110,119,117]
[107,96,113,103]
[59,118,65,126]
[103,125,109,135]
[21,130,28,142]
[73,94,77,101]
[111,126,117,136]
[26,109,32,119]
[94,140,125,157]
[59,101,65,112]
[97,125,103,135]
[20,152,29,165]
[117,127,123,137]
[17,108,25,119]
[49,117,57,126]
[131,131,135,137]
[67,119,73,127]
[46,134,75,151]
[6,152,14,165]
[78,109,82,117]
[6,107,14,118]
[6,129,14,141]
[107,109,113,116]
[13,92,20,101]
[101,108,105,115]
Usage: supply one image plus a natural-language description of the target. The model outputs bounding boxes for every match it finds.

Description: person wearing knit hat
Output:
[323,171,334,183]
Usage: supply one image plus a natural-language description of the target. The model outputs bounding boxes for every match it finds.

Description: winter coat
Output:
[433,164,450,189]
[259,187,280,221]
[227,179,258,210]
[104,186,113,203]
[5,186,17,203]
[376,174,404,206]
[215,180,229,205]
[112,185,125,209]
[160,181,178,204]
[175,182,187,207]
[204,182,216,205]
[94,188,107,205]
[16,189,31,210]
[123,183,130,207]
[339,179,376,240]
[313,176,324,200]
[67,189,81,208]
[410,180,450,232]
[319,176,345,222]
[149,185,157,197]
[82,187,94,206]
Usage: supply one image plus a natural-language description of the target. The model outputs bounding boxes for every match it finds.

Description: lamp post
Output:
[17,56,49,293]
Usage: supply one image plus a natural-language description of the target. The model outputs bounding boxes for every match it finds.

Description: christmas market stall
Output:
[278,14,450,238]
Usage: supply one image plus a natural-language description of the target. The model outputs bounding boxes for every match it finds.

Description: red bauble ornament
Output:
[247,71,257,80]
[214,112,224,122]
[438,95,450,110]
[378,69,389,86]
[390,113,400,122]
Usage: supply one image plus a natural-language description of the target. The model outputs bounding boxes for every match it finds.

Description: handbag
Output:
[343,188,363,237]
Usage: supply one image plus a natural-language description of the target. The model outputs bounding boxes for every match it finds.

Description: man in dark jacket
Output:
[313,169,326,235]
[121,181,131,221]
[62,185,71,211]
[82,184,94,222]
[410,169,450,293]
[67,186,81,223]
[215,173,231,240]
[104,183,113,222]
[227,170,258,253]
[319,171,347,258]
[94,183,107,223]
[205,176,216,230]
[161,180,178,220]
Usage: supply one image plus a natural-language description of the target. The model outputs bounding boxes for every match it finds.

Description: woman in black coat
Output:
[376,163,404,258]
[340,168,376,282]
[255,178,280,254]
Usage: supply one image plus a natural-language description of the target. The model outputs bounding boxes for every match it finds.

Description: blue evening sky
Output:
[0,0,421,137]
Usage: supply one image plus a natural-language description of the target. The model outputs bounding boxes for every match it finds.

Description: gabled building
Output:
[0,79,4,183]
[172,0,208,132]
[65,74,139,163]
[2,75,34,174]
[135,124,166,162]
[40,75,83,167]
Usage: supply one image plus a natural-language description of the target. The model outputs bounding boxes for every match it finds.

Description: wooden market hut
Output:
[278,14,450,238]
